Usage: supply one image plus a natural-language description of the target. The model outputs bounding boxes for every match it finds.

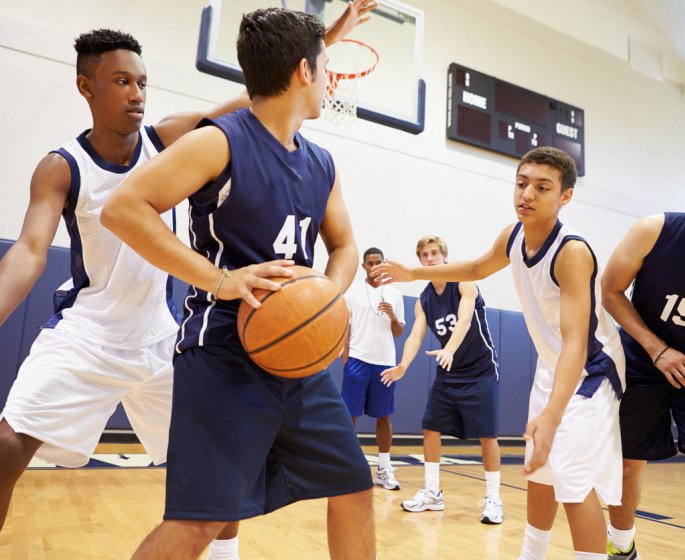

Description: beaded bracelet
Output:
[653,345,670,365]
[213,266,231,297]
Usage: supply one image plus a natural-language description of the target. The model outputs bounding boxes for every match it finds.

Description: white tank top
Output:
[507,221,625,397]
[46,127,179,349]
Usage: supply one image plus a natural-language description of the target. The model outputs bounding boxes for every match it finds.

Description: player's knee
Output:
[329,488,374,512]
[0,424,38,481]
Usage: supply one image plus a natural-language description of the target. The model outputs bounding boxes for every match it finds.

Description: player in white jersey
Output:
[0,6,374,557]
[342,247,405,490]
[373,147,625,560]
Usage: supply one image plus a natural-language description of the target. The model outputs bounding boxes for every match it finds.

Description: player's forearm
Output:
[443,321,469,353]
[101,196,221,295]
[603,289,666,360]
[0,242,48,325]
[324,244,359,294]
[545,344,587,423]
[390,317,404,337]
[398,334,423,369]
[413,261,483,283]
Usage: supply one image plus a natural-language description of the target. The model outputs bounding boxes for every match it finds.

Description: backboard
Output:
[196,0,425,134]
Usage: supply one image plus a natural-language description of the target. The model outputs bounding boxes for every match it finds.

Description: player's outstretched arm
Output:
[324,0,377,46]
[601,214,685,388]
[319,167,359,294]
[0,154,70,326]
[153,1,376,146]
[101,126,293,308]
[523,240,593,475]
[372,224,515,285]
[426,282,477,371]
[381,299,427,386]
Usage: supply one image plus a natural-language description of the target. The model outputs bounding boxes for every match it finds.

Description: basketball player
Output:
[342,247,405,490]
[379,235,503,524]
[373,147,625,560]
[0,3,375,558]
[601,212,685,560]
[102,8,375,559]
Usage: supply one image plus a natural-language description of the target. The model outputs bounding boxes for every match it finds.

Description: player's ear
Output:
[76,75,94,99]
[296,58,312,87]
[560,187,574,207]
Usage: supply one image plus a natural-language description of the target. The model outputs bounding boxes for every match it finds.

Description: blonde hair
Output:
[415,235,448,258]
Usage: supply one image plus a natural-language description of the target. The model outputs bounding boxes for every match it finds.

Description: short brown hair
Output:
[517,147,577,192]
[416,236,448,258]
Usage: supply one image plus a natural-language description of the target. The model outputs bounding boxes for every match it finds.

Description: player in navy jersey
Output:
[601,212,685,560]
[380,235,503,523]
[102,7,375,559]
[0,4,375,558]
[373,147,625,560]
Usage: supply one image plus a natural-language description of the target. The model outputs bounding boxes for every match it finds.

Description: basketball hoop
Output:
[323,39,379,125]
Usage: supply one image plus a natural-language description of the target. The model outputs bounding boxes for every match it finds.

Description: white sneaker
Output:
[401,487,445,512]
[479,496,503,524]
[374,466,401,491]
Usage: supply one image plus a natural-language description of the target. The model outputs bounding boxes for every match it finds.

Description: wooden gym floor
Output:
[1,443,682,559]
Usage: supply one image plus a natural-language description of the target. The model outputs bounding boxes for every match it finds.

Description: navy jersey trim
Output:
[44,148,90,328]
[191,117,232,207]
[145,125,166,153]
[76,129,143,173]
[522,220,563,268]
[506,222,523,258]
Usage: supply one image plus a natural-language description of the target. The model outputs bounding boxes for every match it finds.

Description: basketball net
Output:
[323,39,379,125]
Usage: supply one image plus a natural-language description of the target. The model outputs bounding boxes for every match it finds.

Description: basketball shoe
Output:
[608,541,641,559]
[374,466,400,491]
[401,487,445,512]
[479,496,504,524]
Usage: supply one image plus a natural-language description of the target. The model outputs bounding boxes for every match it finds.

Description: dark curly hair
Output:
[237,8,325,98]
[74,29,142,77]
[517,147,577,192]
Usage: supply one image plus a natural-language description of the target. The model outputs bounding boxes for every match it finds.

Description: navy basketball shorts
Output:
[164,345,373,522]
[341,357,395,418]
[620,380,685,460]
[422,380,499,439]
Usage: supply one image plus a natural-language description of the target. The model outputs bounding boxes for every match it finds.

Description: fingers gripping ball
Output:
[237,266,349,378]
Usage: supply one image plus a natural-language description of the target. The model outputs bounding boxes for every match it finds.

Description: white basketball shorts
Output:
[0,328,174,467]
[525,367,623,505]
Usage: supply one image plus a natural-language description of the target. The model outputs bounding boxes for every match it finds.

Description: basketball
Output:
[237,265,349,378]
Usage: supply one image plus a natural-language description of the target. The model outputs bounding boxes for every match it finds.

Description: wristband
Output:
[213,266,231,297]
[653,345,670,365]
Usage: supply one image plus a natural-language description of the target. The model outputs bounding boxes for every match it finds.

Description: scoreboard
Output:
[446,63,585,176]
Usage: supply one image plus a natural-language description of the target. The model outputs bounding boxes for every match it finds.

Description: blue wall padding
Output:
[1,242,539,436]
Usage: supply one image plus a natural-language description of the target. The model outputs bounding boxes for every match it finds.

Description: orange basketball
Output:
[237,265,349,378]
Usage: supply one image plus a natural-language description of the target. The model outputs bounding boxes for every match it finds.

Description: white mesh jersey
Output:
[45,127,180,350]
[507,220,625,397]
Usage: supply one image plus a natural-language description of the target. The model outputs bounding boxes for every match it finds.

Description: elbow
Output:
[100,191,128,236]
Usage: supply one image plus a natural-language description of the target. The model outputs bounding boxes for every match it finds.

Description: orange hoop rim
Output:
[326,38,380,83]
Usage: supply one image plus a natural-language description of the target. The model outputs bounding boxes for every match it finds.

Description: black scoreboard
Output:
[446,63,585,176]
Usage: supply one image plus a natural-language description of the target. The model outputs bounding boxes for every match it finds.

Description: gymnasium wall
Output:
[0,1,684,436]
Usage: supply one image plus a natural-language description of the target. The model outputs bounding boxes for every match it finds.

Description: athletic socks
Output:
[206,537,240,560]
[424,461,441,493]
[484,470,501,500]
[518,522,552,560]
[573,552,607,559]
[378,452,391,470]
[607,523,635,552]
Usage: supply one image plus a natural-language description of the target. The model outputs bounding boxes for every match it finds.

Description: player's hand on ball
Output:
[426,348,455,370]
[371,259,413,285]
[219,260,294,308]
[380,364,406,387]
[522,411,559,475]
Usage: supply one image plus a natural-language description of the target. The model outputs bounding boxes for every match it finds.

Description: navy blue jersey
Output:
[621,212,685,384]
[420,282,499,383]
[176,108,335,353]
